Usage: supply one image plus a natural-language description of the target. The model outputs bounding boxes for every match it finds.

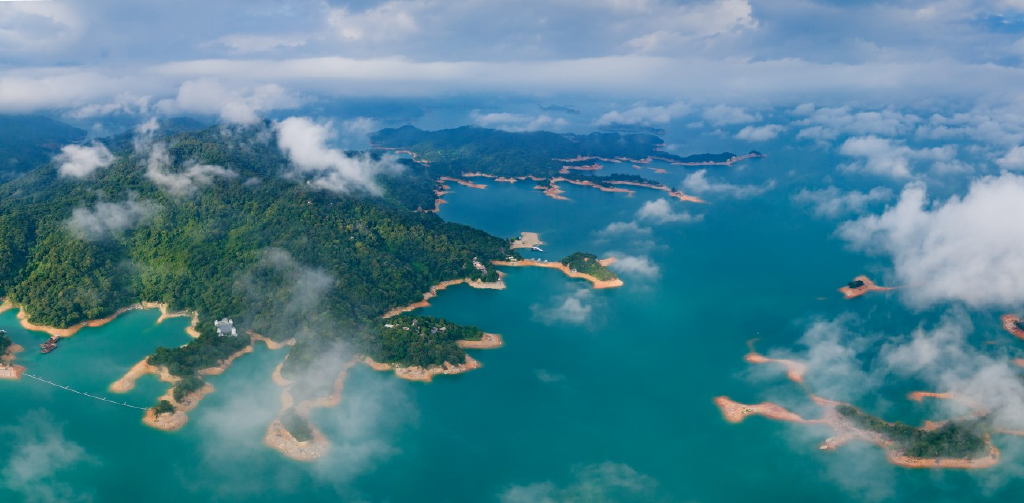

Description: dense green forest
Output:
[561,252,618,281]
[152,400,175,415]
[369,125,754,178]
[837,405,989,458]
[281,407,314,441]
[0,332,12,356]
[0,115,86,181]
[368,315,485,367]
[0,123,515,402]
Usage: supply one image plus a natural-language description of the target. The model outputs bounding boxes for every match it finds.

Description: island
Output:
[1001,314,1024,341]
[493,252,623,289]
[717,343,1013,469]
[838,275,896,299]
[510,232,543,249]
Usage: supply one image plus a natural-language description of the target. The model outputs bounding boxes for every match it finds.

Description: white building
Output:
[215,318,238,337]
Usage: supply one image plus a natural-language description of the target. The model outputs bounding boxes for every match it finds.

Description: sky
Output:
[3,0,1024,117]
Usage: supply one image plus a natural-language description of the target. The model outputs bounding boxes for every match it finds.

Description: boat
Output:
[40,336,59,354]
[531,246,544,252]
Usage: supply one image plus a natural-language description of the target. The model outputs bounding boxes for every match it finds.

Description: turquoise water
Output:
[2,151,1023,502]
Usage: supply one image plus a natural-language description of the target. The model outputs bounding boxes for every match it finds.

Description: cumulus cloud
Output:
[609,254,660,278]
[838,135,955,178]
[274,116,402,195]
[328,2,419,42]
[498,462,657,503]
[156,79,301,125]
[682,169,775,198]
[0,411,93,503]
[794,104,921,142]
[838,174,1024,308]
[792,186,894,218]
[470,111,567,132]
[532,288,603,326]
[598,220,652,236]
[66,195,161,241]
[144,142,238,196]
[55,142,115,178]
[995,146,1024,170]
[735,124,784,141]
[595,102,689,126]
[635,198,703,223]
[702,105,760,126]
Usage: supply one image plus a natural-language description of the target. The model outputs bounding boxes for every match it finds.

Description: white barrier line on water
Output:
[21,373,147,410]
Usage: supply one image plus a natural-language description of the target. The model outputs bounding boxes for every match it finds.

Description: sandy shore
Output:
[143,408,188,430]
[439,176,487,189]
[491,259,624,289]
[714,396,815,424]
[839,275,896,299]
[558,163,603,174]
[382,275,507,319]
[511,232,543,249]
[263,359,356,461]
[457,333,504,349]
[364,354,482,382]
[264,418,330,461]
[744,353,806,383]
[1001,314,1024,341]
[0,342,25,380]
[1,300,199,339]
[533,177,704,204]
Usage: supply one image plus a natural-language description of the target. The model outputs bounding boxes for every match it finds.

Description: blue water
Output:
[1,149,1022,502]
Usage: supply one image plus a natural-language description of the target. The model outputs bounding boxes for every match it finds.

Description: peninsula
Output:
[839,275,896,299]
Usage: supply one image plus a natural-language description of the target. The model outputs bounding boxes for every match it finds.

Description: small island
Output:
[838,275,896,299]
[1001,314,1024,341]
[362,315,501,382]
[0,331,25,379]
[492,252,623,289]
[511,232,543,250]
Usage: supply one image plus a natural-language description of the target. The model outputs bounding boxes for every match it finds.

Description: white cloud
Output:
[838,174,1024,308]
[328,2,419,42]
[995,146,1024,170]
[470,111,567,132]
[595,102,689,126]
[838,135,955,178]
[794,105,922,142]
[682,169,775,198]
[635,198,702,223]
[274,116,402,195]
[215,34,309,54]
[702,104,760,126]
[499,462,657,503]
[156,79,301,125]
[0,411,93,503]
[792,186,894,218]
[144,142,238,196]
[609,254,660,278]
[66,195,161,241]
[55,142,114,178]
[735,124,783,141]
[597,220,652,237]
[532,288,601,326]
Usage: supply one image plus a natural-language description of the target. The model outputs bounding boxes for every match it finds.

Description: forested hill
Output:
[0,115,86,181]
[0,124,513,383]
[369,125,756,177]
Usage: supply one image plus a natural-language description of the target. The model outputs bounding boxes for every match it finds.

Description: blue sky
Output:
[2,0,1024,116]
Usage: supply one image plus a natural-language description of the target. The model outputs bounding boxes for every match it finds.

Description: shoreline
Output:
[364,354,482,382]
[838,275,896,299]
[1000,314,1024,341]
[457,332,503,349]
[491,259,624,289]
[263,358,357,461]
[510,232,543,249]
[0,343,25,380]
[113,334,294,432]
[381,274,507,319]
[0,299,198,339]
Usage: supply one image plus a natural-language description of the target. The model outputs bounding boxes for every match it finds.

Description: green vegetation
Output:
[561,252,618,282]
[369,315,485,367]
[280,407,314,442]
[848,279,865,289]
[369,125,747,178]
[0,115,86,181]
[837,405,989,459]
[151,400,175,415]
[0,332,12,356]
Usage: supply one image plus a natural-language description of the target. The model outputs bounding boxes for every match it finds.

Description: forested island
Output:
[561,252,618,282]
[837,405,990,459]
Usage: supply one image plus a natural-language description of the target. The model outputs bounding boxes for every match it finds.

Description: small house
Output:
[215,318,238,337]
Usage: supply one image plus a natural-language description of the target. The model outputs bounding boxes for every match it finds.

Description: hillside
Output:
[0,115,87,180]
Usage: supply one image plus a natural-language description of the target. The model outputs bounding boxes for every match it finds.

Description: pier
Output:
[22,373,147,410]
